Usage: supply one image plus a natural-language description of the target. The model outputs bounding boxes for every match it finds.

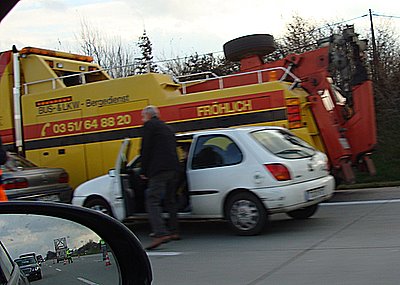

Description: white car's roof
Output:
[176,126,285,138]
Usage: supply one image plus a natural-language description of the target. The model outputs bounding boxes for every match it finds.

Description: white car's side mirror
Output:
[108,169,116,177]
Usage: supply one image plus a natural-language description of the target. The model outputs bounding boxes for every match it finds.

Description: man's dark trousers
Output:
[146,170,178,237]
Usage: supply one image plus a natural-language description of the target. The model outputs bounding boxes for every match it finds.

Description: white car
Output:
[72,126,334,235]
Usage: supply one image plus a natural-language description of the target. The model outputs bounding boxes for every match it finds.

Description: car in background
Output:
[0,241,29,285]
[1,153,72,203]
[19,252,38,265]
[14,256,42,281]
[73,126,335,235]
[36,255,43,265]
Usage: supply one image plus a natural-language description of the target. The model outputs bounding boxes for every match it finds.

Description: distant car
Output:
[19,252,36,259]
[14,256,42,281]
[36,255,43,265]
[0,241,29,285]
[19,252,38,265]
[1,153,72,203]
[73,126,335,235]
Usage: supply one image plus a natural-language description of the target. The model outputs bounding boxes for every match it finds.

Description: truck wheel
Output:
[287,204,319,220]
[223,34,276,62]
[85,198,113,217]
[225,192,268,236]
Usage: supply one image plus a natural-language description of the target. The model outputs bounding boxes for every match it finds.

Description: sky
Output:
[0,214,100,258]
[0,0,399,63]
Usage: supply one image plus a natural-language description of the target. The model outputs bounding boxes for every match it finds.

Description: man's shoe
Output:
[169,234,181,241]
[145,235,170,250]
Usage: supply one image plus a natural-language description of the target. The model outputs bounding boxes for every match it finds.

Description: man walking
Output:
[140,105,180,250]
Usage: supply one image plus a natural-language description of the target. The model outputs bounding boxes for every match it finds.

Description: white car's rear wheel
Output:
[225,192,267,236]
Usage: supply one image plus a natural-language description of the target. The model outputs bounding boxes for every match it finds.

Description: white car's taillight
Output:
[322,154,330,172]
[264,164,291,181]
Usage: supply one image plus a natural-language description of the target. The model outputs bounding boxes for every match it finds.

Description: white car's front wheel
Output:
[225,192,268,236]
[85,198,113,217]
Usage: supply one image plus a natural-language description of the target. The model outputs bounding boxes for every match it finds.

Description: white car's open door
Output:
[115,138,131,174]
[111,138,132,219]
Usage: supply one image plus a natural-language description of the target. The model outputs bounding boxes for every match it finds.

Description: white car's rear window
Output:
[251,129,315,159]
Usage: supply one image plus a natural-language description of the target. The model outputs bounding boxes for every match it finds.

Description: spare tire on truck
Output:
[223,34,276,62]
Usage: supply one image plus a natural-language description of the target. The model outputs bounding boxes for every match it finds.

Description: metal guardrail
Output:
[176,66,301,94]
[22,64,301,95]
[176,71,219,80]
[22,69,104,94]
[22,61,137,94]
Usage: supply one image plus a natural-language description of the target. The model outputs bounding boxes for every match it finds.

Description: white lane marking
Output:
[55,268,62,272]
[77,277,99,285]
[146,251,182,256]
[321,199,400,206]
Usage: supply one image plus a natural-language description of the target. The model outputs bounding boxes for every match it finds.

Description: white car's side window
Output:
[191,135,243,169]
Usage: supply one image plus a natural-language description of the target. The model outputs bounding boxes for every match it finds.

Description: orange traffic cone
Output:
[105,252,111,266]
[0,176,8,202]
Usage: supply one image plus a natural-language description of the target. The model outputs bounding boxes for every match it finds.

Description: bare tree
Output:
[77,18,138,78]
[373,23,400,78]
[364,21,400,180]
[158,55,188,76]
[369,21,400,110]
[161,52,239,79]
[281,15,321,53]
[266,15,335,62]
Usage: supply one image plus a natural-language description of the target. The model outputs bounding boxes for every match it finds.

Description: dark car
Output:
[14,256,42,281]
[0,241,29,285]
[1,153,72,203]
[36,255,43,265]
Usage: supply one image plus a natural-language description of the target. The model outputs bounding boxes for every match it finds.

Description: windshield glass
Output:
[251,129,315,159]
[15,257,36,266]
[6,153,37,169]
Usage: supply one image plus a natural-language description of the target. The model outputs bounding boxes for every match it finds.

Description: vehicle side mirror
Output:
[0,201,152,285]
[108,169,116,177]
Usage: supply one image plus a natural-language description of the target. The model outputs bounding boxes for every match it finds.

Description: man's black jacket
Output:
[140,117,179,178]
[0,137,6,165]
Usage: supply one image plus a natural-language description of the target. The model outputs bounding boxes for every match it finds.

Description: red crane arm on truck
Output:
[255,45,376,182]
[183,26,376,183]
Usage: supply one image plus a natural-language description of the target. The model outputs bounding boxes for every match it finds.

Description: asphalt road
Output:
[30,186,400,285]
[329,186,400,202]
[126,186,400,285]
[34,253,118,285]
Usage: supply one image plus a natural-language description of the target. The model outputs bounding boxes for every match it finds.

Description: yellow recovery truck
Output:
[0,27,376,188]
